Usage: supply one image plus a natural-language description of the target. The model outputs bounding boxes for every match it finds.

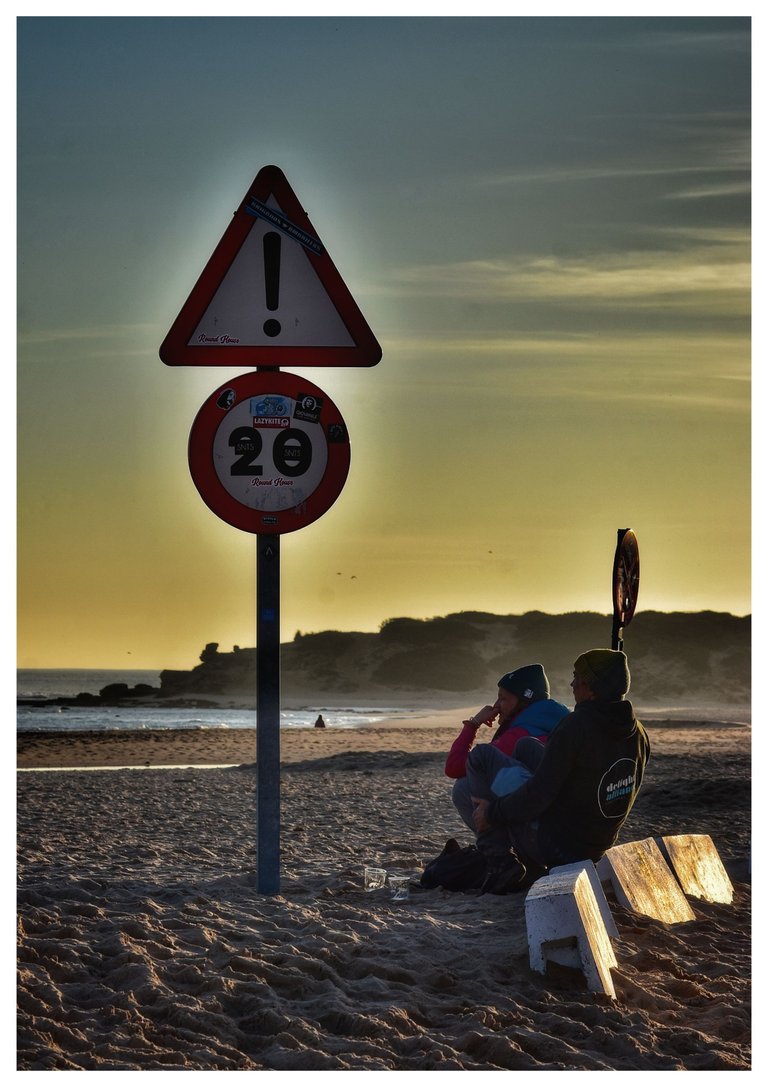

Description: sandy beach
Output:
[17,709,751,1071]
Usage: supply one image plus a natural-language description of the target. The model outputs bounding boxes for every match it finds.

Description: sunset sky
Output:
[16,14,751,670]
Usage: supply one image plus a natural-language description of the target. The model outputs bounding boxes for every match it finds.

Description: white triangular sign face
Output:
[190,195,355,349]
[160,166,381,367]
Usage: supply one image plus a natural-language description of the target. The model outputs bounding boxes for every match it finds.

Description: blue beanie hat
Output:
[497,664,550,702]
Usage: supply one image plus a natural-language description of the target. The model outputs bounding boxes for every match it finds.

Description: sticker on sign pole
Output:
[188,372,350,534]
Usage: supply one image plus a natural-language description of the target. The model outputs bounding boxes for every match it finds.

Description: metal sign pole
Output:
[163,165,379,897]
[256,532,281,893]
[188,369,350,895]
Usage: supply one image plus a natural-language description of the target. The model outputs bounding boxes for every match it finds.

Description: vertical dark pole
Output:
[256,533,281,893]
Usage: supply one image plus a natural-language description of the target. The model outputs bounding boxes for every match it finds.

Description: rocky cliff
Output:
[158,610,750,708]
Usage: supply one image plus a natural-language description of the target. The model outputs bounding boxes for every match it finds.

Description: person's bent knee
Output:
[514,736,545,772]
[467,743,493,771]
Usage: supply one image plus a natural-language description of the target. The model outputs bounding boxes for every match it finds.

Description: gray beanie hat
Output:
[497,664,550,702]
[573,649,631,700]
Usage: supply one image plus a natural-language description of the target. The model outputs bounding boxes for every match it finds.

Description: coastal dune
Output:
[17,713,751,1071]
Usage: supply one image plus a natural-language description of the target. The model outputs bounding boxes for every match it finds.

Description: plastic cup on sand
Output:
[388,874,410,901]
[364,866,387,892]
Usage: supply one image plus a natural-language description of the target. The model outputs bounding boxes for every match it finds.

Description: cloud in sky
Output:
[389,241,749,311]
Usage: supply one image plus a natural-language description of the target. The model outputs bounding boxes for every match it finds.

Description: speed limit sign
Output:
[188,371,350,534]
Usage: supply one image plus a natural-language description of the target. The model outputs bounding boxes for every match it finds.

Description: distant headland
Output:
[18,610,750,711]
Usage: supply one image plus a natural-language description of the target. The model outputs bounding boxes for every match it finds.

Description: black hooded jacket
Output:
[487,698,650,864]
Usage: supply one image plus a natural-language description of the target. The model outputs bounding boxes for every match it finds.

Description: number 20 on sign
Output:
[188,371,351,535]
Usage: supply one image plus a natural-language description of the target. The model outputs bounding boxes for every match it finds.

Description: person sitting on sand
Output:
[447,664,570,838]
[472,649,651,891]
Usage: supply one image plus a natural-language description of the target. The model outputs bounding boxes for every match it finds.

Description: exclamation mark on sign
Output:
[263,232,282,338]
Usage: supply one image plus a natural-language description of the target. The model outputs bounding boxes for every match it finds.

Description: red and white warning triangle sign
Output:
[160,165,381,367]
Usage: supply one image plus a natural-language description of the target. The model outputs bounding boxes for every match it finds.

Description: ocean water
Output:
[16,670,408,733]
[17,670,162,700]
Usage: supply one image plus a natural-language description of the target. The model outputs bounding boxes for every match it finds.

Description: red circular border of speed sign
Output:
[188,371,350,534]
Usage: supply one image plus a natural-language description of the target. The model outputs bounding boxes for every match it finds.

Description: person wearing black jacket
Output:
[472,649,650,890]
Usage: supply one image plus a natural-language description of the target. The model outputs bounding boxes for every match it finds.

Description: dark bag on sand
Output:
[420,839,489,892]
